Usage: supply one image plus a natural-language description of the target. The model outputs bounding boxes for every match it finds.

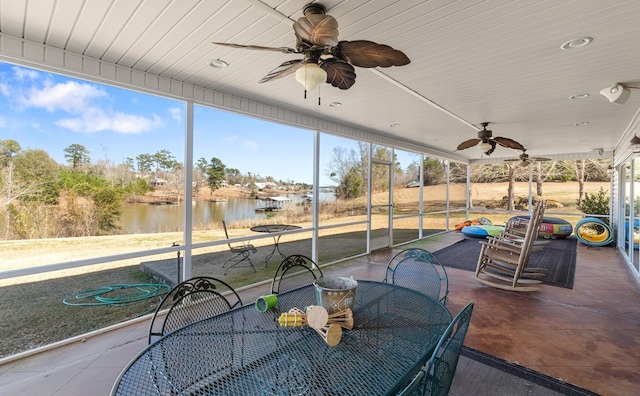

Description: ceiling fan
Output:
[504,150,551,166]
[455,122,525,156]
[212,3,410,91]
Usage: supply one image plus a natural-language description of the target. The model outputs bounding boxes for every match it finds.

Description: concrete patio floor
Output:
[0,233,638,396]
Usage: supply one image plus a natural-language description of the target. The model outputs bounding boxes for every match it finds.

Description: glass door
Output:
[370,148,393,251]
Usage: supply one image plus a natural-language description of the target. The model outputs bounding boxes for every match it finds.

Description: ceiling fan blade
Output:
[212,42,298,54]
[503,158,520,162]
[258,60,303,83]
[293,14,339,47]
[332,40,411,68]
[531,157,552,162]
[321,59,356,89]
[456,139,481,150]
[493,137,525,151]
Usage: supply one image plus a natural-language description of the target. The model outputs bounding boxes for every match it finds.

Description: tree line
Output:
[325,142,611,210]
[0,140,306,240]
[0,137,612,239]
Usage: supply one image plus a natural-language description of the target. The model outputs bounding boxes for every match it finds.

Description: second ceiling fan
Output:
[456,122,525,156]
[504,150,551,166]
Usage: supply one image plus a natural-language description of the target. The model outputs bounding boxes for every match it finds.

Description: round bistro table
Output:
[250,224,302,265]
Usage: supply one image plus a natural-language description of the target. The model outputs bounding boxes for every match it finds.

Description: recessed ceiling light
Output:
[573,122,590,126]
[390,123,400,127]
[207,59,229,68]
[329,102,342,107]
[569,93,590,100]
[560,37,593,50]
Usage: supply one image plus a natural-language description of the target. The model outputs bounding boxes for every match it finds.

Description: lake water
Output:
[119,193,334,234]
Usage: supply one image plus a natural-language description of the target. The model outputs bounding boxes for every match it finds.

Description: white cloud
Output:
[55,108,164,134]
[0,82,9,97]
[169,107,182,122]
[55,118,84,131]
[243,140,259,153]
[222,135,238,143]
[111,113,163,134]
[15,79,165,134]
[20,80,107,113]
[12,66,40,80]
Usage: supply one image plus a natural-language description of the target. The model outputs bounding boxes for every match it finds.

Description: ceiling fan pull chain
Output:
[318,85,321,106]
[304,89,307,99]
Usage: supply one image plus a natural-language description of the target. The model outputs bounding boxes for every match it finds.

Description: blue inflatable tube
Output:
[461,225,506,238]
[625,219,640,250]
[575,217,613,246]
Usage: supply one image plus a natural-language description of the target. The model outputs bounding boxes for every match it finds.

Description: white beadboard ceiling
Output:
[1,0,640,163]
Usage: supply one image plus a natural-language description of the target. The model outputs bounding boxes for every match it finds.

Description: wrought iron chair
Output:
[271,254,323,295]
[222,220,257,274]
[418,301,474,396]
[384,248,449,305]
[147,276,243,344]
[397,370,425,396]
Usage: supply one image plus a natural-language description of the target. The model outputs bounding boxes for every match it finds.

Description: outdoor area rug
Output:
[452,347,601,396]
[433,236,577,289]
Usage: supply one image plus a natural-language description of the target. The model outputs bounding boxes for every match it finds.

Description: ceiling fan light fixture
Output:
[295,63,327,91]
[479,142,493,152]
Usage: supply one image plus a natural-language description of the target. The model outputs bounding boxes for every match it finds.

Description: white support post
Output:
[182,101,194,282]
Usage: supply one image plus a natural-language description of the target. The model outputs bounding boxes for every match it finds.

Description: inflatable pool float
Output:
[454,217,492,230]
[461,225,505,238]
[575,217,613,246]
[624,219,640,249]
[508,216,573,239]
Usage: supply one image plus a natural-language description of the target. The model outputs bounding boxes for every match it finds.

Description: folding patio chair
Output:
[222,220,257,274]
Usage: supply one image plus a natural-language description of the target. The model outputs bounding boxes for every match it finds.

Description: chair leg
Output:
[223,251,257,275]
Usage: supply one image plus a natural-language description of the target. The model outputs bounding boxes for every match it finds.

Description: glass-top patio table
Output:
[250,224,302,265]
[111,280,452,395]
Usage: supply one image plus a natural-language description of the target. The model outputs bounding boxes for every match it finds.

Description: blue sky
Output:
[0,62,417,185]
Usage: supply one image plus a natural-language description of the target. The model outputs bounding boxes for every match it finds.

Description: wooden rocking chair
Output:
[473,200,548,291]
[499,213,549,252]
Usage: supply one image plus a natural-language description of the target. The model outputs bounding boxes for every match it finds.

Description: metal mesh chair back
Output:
[148,277,242,344]
[420,302,474,396]
[385,248,449,304]
[271,254,323,294]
